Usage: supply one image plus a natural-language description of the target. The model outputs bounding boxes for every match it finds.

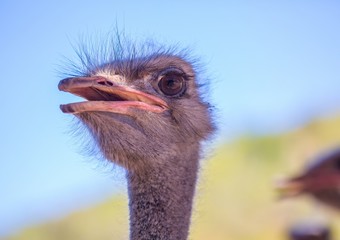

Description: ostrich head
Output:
[59,36,215,240]
[59,42,213,173]
[278,148,340,210]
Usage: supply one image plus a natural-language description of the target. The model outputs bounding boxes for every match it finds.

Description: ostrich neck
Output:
[127,144,200,240]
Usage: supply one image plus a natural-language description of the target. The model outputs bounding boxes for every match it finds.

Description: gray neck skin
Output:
[127,144,199,240]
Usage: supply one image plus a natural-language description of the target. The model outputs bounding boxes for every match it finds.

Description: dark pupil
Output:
[159,75,183,96]
[167,79,176,88]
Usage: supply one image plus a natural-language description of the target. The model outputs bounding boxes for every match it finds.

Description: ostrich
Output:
[278,148,340,210]
[58,36,214,240]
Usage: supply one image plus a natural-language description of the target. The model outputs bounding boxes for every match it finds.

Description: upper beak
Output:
[58,76,168,115]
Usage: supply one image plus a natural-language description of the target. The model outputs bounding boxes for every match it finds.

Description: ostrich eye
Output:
[158,74,185,96]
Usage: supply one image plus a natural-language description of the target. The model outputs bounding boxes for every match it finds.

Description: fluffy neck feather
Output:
[127,143,200,240]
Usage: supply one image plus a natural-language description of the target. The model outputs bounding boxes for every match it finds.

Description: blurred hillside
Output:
[6,114,340,240]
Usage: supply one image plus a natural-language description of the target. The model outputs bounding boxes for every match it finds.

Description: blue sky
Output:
[1,0,340,236]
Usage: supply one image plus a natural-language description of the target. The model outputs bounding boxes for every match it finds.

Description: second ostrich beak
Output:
[58,76,168,115]
[276,177,305,198]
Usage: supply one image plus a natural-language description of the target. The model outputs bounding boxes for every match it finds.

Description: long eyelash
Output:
[157,68,188,80]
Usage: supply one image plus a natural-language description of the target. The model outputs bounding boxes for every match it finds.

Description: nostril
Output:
[97,80,114,86]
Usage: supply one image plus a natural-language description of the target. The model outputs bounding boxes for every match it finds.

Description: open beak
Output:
[276,172,340,199]
[58,76,168,115]
[276,177,305,198]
